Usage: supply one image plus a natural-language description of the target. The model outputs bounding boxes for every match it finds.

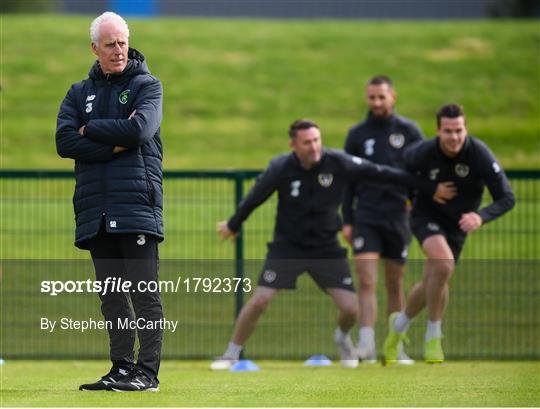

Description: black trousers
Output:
[87,228,163,380]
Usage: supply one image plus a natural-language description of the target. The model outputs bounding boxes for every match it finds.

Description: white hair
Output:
[90,12,130,44]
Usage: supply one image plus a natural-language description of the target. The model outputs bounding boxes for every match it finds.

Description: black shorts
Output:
[258,241,355,292]
[411,216,467,262]
[352,219,412,263]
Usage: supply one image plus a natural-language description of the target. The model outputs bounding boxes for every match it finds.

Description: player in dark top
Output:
[209,119,456,370]
[382,104,515,364]
[342,75,424,363]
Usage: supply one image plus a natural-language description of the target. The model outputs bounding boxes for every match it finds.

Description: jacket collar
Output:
[291,148,327,172]
[88,48,149,81]
[365,111,396,126]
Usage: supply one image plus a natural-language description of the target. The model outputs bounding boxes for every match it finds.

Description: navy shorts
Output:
[352,219,412,263]
[411,216,467,262]
[258,241,355,292]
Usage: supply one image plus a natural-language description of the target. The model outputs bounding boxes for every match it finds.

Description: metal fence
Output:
[1,170,539,360]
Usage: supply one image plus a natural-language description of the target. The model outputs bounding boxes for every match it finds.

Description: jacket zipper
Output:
[101,77,112,223]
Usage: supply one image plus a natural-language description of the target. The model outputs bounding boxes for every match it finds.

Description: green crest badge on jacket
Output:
[119,89,130,104]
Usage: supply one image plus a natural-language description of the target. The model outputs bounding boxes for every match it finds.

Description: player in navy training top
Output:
[342,75,424,363]
[382,104,515,364]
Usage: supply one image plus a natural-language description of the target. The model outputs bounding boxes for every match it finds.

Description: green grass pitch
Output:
[1,360,539,407]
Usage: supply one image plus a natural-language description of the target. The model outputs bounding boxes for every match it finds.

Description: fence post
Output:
[234,173,244,318]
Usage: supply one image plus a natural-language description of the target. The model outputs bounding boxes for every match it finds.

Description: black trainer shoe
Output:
[79,366,132,391]
[110,369,159,392]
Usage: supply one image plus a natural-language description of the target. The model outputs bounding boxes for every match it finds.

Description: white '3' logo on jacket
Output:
[364,139,375,156]
[290,180,301,197]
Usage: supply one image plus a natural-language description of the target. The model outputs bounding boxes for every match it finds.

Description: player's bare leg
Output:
[328,288,359,368]
[211,286,277,370]
[404,281,425,318]
[422,236,454,322]
[384,259,405,316]
[231,286,278,345]
[328,288,358,332]
[422,235,454,363]
[400,235,453,320]
[385,259,413,364]
[384,235,453,364]
[356,253,379,327]
[355,253,379,361]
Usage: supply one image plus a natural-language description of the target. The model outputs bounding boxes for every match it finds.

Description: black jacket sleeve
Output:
[227,160,279,232]
[56,85,115,163]
[403,139,427,173]
[342,184,355,225]
[84,78,163,149]
[343,153,436,196]
[476,146,515,223]
[342,131,356,225]
[403,137,426,202]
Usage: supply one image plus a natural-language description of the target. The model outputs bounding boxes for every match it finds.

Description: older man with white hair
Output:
[56,12,164,392]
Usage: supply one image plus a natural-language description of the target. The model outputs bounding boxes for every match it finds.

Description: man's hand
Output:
[217,221,237,242]
[113,146,128,154]
[78,125,86,136]
[405,199,413,213]
[459,212,483,233]
[342,224,353,245]
[433,181,457,204]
